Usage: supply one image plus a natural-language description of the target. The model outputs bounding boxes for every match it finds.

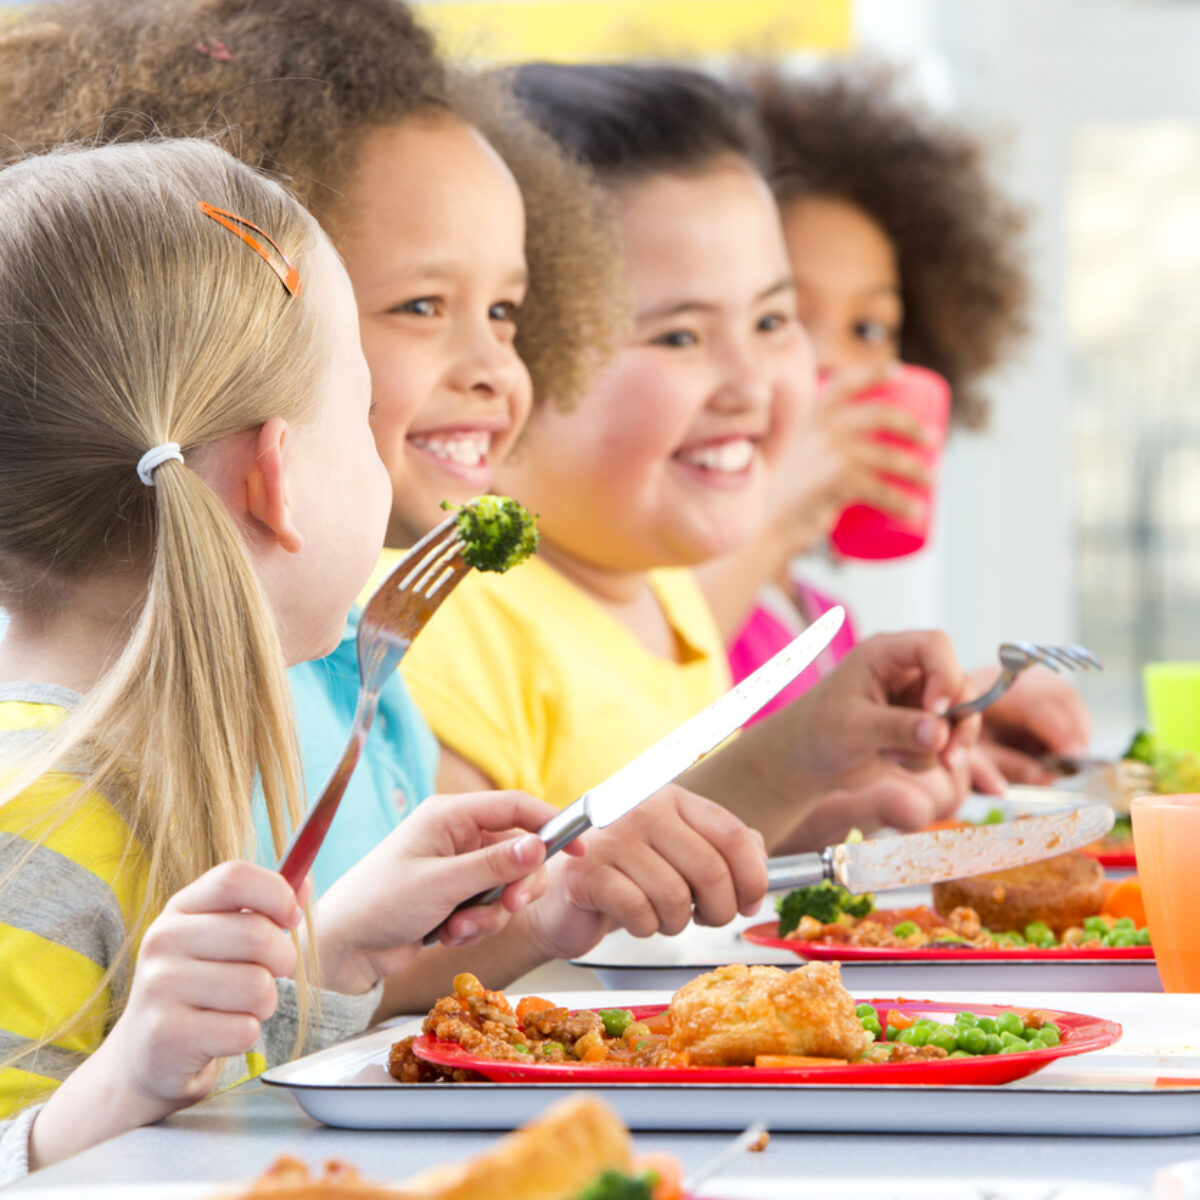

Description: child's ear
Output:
[246,417,303,555]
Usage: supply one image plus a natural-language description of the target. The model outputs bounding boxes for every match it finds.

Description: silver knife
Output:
[422,605,846,945]
[765,804,1115,894]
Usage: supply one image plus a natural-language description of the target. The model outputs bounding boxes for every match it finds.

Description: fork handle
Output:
[277,694,381,890]
[420,806,593,947]
[944,668,1018,721]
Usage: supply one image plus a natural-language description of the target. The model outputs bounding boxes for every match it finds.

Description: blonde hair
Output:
[0,138,325,1070]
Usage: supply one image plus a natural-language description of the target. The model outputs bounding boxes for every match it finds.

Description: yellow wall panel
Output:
[418,0,851,63]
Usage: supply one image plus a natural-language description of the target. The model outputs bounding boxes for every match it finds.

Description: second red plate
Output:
[742,919,1154,963]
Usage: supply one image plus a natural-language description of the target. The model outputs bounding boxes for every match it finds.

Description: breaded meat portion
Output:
[666,962,866,1066]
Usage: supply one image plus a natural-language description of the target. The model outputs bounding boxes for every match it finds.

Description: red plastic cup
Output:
[828,363,951,561]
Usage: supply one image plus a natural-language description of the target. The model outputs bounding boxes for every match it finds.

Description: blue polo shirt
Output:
[256,606,439,893]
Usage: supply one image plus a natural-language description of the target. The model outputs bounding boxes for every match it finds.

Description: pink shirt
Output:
[728,577,857,726]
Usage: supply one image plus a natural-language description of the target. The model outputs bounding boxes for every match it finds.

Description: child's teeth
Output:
[679,439,754,472]
[412,432,491,466]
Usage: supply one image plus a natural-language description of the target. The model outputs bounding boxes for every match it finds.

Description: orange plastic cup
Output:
[828,363,951,561]
[1130,793,1200,991]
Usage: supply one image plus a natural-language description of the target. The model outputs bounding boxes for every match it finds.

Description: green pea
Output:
[1036,934,1058,949]
[1021,1024,1043,1041]
[1024,921,1053,942]
[908,1026,931,1048]
[929,1027,958,1053]
[1084,916,1109,933]
[1105,930,1137,948]
[895,1027,916,1045]
[977,1017,998,1035]
[1136,928,1152,946]
[856,1003,877,1018]
[861,1016,882,1037]
[886,1024,901,1042]
[514,1044,530,1054]
[983,1033,1003,1055]
[958,1026,989,1055]
[996,1011,1025,1037]
[949,1050,973,1058]
[1039,1025,1061,1047]
[1114,916,1136,931]
[541,1041,564,1057]
[1025,1037,1048,1051]
[599,1008,634,1037]
[999,1042,1027,1054]
[955,1011,978,1028]
[892,920,918,938]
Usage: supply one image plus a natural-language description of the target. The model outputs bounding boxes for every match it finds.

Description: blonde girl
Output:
[0,138,561,1180]
[0,0,621,894]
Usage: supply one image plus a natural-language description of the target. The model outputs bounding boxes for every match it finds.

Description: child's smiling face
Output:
[339,114,533,548]
[497,157,812,574]
[781,195,902,376]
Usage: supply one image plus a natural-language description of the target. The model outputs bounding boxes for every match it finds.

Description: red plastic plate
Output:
[742,918,1154,963]
[412,999,1120,1086]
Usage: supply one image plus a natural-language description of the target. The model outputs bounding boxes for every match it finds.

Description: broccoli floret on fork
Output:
[444,495,539,573]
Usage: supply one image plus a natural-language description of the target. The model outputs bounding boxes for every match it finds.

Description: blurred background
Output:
[2,0,1197,751]
[410,0,1200,752]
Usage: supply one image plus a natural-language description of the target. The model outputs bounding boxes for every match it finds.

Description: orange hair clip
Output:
[198,201,301,296]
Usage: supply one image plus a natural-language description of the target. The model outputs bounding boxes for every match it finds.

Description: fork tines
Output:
[398,521,466,597]
[1028,643,1104,672]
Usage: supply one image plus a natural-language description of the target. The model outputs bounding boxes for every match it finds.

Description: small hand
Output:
[970,666,1092,787]
[96,861,302,1115]
[522,784,768,961]
[315,791,574,993]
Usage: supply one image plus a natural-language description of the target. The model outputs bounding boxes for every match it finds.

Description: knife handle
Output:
[765,847,836,893]
[420,805,593,947]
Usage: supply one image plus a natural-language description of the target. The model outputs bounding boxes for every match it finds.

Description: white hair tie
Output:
[137,442,184,487]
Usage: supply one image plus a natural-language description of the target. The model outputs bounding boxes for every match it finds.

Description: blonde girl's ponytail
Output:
[0,138,328,1067]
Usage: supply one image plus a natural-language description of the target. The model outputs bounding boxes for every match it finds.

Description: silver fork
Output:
[278,514,468,890]
[945,642,1103,721]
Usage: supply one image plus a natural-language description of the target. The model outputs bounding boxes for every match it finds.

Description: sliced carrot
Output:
[1101,877,1120,906]
[754,1054,848,1068]
[922,818,970,833]
[885,1009,915,1032]
[635,1153,685,1200]
[515,995,555,1025]
[1100,876,1146,927]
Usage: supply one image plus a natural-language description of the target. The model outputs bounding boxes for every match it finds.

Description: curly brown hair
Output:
[0,0,619,406]
[747,64,1030,429]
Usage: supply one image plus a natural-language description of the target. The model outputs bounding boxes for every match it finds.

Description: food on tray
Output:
[444,494,538,572]
[774,850,1150,951]
[667,962,867,1065]
[932,850,1104,936]
[222,1097,680,1200]
[389,966,1071,1081]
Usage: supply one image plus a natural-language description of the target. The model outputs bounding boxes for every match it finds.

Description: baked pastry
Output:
[667,962,866,1065]
[392,1095,634,1200]
[931,850,1105,935]
[221,1096,635,1200]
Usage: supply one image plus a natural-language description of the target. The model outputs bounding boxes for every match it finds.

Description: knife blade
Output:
[421,605,845,945]
[764,804,1115,895]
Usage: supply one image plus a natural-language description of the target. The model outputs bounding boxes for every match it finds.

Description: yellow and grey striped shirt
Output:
[0,683,381,1183]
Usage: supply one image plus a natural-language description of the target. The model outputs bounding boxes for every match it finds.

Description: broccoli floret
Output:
[445,495,538,573]
[842,892,875,919]
[776,881,874,935]
[575,1170,657,1200]
[1123,729,1157,765]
